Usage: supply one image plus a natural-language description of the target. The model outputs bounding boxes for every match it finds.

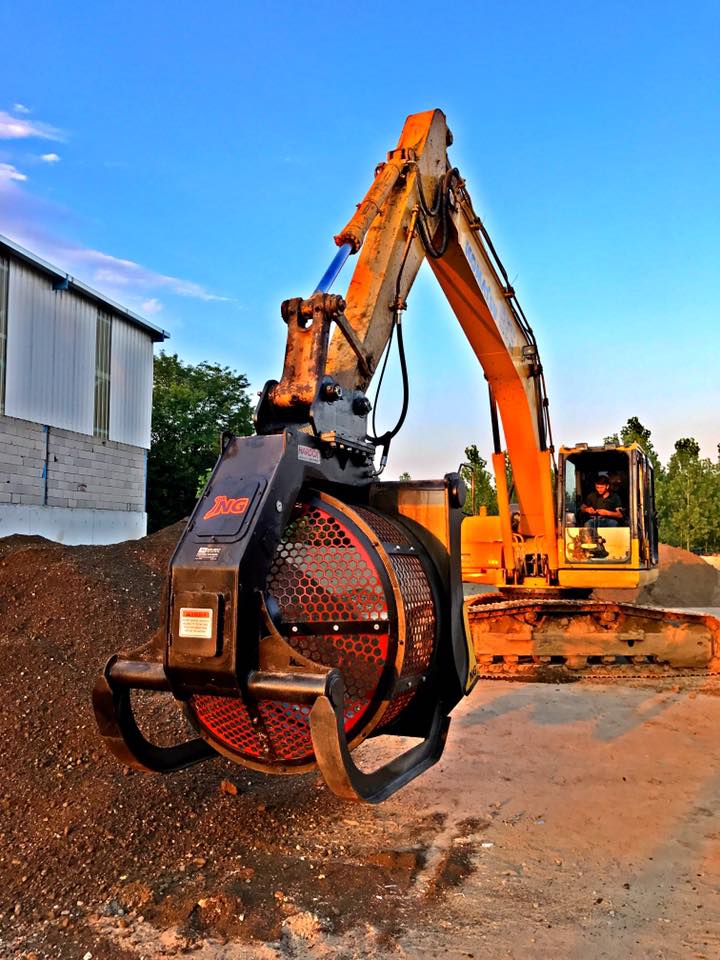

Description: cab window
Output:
[561,451,631,563]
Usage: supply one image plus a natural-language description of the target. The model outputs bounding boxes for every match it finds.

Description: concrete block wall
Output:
[0,416,46,505]
[46,425,145,511]
[0,413,146,512]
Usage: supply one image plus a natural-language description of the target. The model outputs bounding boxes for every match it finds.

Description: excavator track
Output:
[465,594,720,682]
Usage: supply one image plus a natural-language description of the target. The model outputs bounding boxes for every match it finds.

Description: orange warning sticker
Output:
[179,607,213,639]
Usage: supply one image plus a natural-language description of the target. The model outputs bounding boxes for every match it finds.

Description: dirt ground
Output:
[1,529,719,960]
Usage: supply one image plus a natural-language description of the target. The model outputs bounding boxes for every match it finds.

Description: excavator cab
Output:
[556,442,659,590]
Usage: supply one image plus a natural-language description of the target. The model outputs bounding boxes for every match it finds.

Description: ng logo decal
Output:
[203,496,250,520]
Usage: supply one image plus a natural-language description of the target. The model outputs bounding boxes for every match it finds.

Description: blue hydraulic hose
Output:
[313,243,353,294]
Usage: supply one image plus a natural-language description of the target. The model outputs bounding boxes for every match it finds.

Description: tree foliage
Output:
[606,418,720,554]
[147,352,254,531]
[659,438,720,553]
[460,444,498,515]
[604,415,662,472]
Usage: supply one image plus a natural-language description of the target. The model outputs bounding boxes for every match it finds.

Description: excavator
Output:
[93,109,720,803]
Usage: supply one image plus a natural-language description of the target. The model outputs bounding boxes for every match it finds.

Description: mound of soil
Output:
[595,543,720,608]
[0,523,447,959]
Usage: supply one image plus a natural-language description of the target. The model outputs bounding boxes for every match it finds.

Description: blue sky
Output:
[1,0,718,477]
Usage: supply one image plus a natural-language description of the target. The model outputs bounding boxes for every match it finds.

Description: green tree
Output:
[659,437,720,553]
[460,445,498,516]
[398,471,412,481]
[147,352,254,531]
[604,416,662,472]
[604,416,669,541]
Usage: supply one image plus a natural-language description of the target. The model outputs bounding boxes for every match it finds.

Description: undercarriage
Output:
[466,594,720,680]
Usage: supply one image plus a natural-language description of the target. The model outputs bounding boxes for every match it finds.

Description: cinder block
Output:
[11,465,42,481]
[0,419,20,436]
[8,477,42,494]
[50,479,75,493]
[18,458,43,471]
[0,433,25,453]
[5,434,41,451]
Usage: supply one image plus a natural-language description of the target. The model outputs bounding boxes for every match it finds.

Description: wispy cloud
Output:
[40,152,60,164]
[86,249,230,303]
[13,103,31,115]
[0,109,64,142]
[0,162,27,184]
[141,297,163,315]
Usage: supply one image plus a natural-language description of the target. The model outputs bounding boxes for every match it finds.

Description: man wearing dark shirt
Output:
[581,476,624,528]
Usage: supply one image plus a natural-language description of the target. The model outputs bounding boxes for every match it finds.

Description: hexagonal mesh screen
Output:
[189,498,436,768]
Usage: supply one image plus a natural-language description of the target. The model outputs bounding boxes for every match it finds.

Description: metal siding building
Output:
[0,234,168,544]
[109,317,154,448]
[5,259,96,433]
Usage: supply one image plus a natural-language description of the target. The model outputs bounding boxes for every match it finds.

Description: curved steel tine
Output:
[92,661,217,774]
[309,675,450,804]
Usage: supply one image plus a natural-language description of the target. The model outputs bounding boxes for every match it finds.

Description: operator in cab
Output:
[581,474,624,528]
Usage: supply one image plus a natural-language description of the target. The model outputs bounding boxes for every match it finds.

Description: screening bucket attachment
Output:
[93,425,470,802]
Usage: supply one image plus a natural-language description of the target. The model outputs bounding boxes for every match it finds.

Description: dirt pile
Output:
[0,523,451,959]
[595,543,720,608]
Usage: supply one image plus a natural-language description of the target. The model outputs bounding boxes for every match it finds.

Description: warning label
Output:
[298,444,321,465]
[179,608,214,639]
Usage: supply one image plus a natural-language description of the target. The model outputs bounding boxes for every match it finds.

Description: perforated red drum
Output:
[187,493,438,772]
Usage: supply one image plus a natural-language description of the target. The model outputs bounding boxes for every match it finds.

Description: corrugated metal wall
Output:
[5,261,95,434]
[4,260,154,449]
[109,316,153,448]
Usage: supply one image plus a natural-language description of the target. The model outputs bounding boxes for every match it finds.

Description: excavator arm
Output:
[312,109,557,575]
